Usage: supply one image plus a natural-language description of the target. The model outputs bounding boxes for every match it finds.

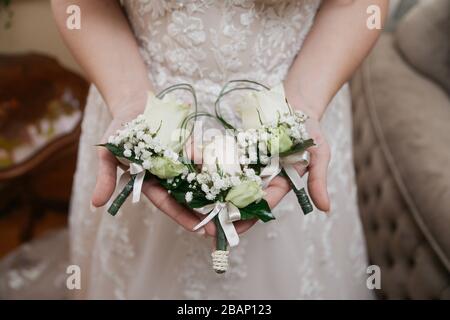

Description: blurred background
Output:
[0,0,448,299]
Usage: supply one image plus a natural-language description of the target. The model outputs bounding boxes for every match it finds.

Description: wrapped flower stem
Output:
[108,174,136,216]
[212,215,229,274]
[281,168,313,215]
[219,79,316,215]
[101,83,199,216]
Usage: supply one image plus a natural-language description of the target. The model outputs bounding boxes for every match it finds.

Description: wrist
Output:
[291,99,322,121]
[285,92,323,121]
[109,89,154,120]
[283,82,323,121]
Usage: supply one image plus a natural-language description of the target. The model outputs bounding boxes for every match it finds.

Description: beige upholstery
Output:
[351,25,450,299]
[395,0,449,93]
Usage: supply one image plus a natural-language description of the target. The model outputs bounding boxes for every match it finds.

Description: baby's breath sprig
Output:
[215,80,315,215]
[102,83,199,216]
[235,110,311,166]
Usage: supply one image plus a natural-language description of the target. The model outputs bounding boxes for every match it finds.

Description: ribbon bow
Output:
[116,161,146,203]
[193,202,241,247]
[254,90,310,191]
[260,151,310,190]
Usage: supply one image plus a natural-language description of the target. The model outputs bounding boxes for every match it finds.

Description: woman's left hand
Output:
[234,115,331,234]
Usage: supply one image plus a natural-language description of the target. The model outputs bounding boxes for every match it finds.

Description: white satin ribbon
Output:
[260,151,310,190]
[255,90,310,190]
[129,163,146,203]
[193,202,241,247]
[116,159,146,203]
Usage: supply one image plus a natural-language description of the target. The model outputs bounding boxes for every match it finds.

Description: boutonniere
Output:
[216,80,315,214]
[160,134,274,273]
[101,81,316,274]
[100,84,196,215]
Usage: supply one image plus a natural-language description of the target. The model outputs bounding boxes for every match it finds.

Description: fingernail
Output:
[90,202,97,213]
[195,228,205,236]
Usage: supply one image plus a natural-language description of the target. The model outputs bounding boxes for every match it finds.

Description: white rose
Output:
[143,91,190,152]
[202,135,242,176]
[149,156,185,179]
[238,83,291,130]
[238,93,262,130]
[225,180,264,208]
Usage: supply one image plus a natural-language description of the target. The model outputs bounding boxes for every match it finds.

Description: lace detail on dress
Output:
[124,0,320,92]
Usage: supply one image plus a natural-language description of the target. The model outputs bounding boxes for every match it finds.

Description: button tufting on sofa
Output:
[350,0,450,299]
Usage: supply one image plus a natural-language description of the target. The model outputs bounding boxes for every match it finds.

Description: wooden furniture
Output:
[0,53,88,242]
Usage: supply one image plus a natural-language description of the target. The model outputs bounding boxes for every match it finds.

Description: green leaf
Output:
[158,178,214,209]
[103,143,123,156]
[279,139,315,157]
[239,199,274,223]
[103,143,142,164]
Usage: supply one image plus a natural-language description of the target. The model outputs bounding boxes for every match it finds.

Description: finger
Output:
[293,163,308,177]
[203,221,216,238]
[233,177,290,235]
[142,180,215,236]
[205,177,289,238]
[307,143,331,212]
[193,211,217,237]
[91,148,117,207]
[264,176,290,209]
[234,219,257,234]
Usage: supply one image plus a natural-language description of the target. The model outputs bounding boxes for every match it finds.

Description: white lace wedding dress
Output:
[70,0,371,299]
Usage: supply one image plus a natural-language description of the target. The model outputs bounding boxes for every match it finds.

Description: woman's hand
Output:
[285,80,332,213]
[295,116,331,212]
[52,1,210,233]
[91,103,216,236]
[237,0,389,234]
[91,113,138,208]
[191,116,331,237]
[233,115,331,235]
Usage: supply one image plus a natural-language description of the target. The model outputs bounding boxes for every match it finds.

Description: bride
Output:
[51,0,387,299]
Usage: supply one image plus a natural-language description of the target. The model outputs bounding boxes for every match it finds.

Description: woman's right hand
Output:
[91,103,216,237]
[52,0,215,236]
[90,113,136,209]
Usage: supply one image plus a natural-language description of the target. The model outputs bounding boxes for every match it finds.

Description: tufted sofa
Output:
[351,0,450,299]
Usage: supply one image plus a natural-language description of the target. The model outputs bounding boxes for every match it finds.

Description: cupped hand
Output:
[91,116,300,239]
[91,108,330,239]
[91,108,215,236]
[299,116,331,212]
[231,116,332,234]
[91,115,135,208]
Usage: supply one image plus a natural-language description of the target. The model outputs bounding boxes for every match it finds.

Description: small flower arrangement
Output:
[101,81,316,273]
[100,84,195,216]
[215,80,315,214]
[159,134,274,273]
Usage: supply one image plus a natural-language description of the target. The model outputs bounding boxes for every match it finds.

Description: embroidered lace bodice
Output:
[122,0,321,110]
